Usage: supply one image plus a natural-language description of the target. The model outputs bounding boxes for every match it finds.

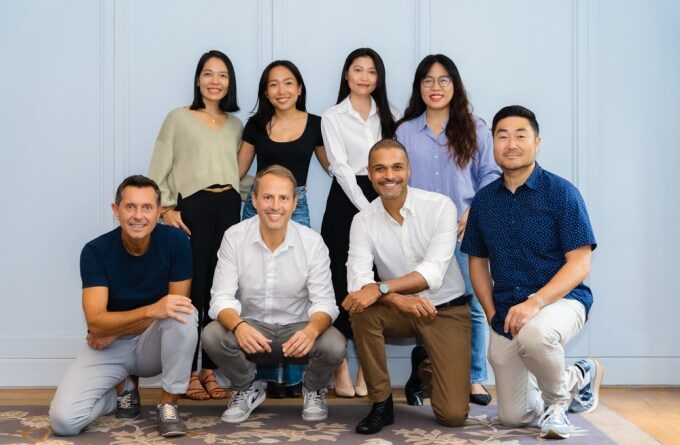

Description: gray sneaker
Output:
[115,377,140,419]
[569,358,604,414]
[156,403,186,437]
[539,402,571,439]
[221,381,266,423]
[302,386,328,421]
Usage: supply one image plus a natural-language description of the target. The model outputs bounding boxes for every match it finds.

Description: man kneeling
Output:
[345,140,471,434]
[202,165,346,423]
[49,175,197,437]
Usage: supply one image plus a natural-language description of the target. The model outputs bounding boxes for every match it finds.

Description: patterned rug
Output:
[0,402,659,444]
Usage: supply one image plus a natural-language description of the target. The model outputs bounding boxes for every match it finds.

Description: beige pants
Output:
[488,298,586,427]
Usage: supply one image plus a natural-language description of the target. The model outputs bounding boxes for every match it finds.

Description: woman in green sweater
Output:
[148,50,243,400]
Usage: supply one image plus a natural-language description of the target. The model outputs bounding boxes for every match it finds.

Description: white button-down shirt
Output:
[321,96,400,210]
[347,187,465,306]
[209,216,339,324]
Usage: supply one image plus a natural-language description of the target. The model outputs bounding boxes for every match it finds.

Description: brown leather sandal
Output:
[201,372,228,400]
[185,373,210,400]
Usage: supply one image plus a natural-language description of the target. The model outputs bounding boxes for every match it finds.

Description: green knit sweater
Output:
[148,107,243,207]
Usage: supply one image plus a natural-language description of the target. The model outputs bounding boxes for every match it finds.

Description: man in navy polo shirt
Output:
[462,106,602,440]
[49,175,197,438]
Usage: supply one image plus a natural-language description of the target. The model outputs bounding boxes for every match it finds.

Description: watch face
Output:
[379,283,389,295]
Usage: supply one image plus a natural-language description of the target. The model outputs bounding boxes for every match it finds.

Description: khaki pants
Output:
[488,298,587,427]
[351,303,471,427]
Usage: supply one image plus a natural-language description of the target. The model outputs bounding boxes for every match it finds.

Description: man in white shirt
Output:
[344,139,472,434]
[202,165,346,423]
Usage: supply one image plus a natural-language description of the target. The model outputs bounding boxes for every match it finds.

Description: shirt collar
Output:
[415,112,448,135]
[524,162,543,190]
[338,95,377,119]
[378,186,417,220]
[496,162,543,193]
[247,216,295,253]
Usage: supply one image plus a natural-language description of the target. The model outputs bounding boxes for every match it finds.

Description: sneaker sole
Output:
[581,358,604,414]
[302,411,328,422]
[540,428,570,439]
[160,429,187,438]
[221,390,266,423]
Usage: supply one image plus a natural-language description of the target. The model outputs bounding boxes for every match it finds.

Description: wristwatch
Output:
[378,282,390,296]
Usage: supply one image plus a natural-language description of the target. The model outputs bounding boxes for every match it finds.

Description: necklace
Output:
[203,109,223,123]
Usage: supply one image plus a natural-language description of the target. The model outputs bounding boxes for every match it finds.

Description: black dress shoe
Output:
[356,395,394,434]
[470,386,492,406]
[405,345,429,406]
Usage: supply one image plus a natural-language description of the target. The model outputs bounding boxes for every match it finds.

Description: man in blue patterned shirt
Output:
[461,106,602,440]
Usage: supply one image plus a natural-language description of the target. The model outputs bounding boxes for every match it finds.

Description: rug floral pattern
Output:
[0,405,613,445]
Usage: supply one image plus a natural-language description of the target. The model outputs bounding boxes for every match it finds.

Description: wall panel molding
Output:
[0,0,677,387]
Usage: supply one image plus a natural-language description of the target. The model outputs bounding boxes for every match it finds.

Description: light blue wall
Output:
[0,0,678,385]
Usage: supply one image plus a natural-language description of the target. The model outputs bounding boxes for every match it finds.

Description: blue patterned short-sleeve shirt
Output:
[461,163,596,339]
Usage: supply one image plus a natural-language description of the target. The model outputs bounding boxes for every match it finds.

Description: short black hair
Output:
[492,105,539,135]
[115,175,161,206]
[190,50,239,113]
[368,138,409,167]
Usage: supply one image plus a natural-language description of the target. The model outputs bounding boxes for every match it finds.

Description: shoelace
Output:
[118,393,132,409]
[159,404,178,421]
[305,388,328,410]
[229,389,253,409]
[539,404,567,426]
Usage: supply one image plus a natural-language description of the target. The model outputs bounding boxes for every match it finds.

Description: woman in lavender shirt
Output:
[396,54,500,405]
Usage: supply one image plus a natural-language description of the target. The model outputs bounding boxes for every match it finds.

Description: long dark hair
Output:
[398,54,477,168]
[336,48,396,138]
[190,50,239,112]
[250,60,307,133]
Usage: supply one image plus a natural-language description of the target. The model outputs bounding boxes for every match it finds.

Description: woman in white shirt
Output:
[320,48,399,397]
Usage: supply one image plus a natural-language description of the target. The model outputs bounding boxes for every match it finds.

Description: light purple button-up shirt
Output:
[395,112,500,218]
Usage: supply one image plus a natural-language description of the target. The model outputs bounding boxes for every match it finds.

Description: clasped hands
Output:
[342,284,437,320]
[234,323,318,358]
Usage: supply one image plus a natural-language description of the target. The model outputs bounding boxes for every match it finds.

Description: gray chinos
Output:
[49,309,198,436]
[202,319,346,391]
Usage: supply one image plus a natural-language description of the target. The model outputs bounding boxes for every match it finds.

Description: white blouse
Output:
[321,96,400,210]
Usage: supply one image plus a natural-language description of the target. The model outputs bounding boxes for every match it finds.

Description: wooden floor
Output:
[1,387,678,444]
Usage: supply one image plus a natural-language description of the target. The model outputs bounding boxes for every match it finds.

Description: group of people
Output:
[48,47,602,441]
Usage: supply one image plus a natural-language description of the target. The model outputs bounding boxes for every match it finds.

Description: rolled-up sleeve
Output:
[306,239,339,321]
[346,214,377,292]
[209,232,242,319]
[413,200,458,292]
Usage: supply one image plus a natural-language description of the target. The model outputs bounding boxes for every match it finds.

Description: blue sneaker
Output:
[539,402,571,439]
[569,358,603,414]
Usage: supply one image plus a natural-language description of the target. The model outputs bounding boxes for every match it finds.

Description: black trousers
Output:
[320,176,379,339]
[179,188,241,371]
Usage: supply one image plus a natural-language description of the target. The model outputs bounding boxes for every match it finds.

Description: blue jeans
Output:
[242,185,309,386]
[455,242,489,384]
[242,185,310,228]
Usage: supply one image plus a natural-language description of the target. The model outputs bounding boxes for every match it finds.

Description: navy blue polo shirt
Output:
[461,163,596,339]
[80,224,192,312]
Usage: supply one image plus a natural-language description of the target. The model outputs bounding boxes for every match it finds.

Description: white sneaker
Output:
[221,381,266,423]
[539,402,571,439]
[302,386,328,421]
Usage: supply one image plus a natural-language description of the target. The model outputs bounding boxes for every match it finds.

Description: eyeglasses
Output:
[421,76,452,88]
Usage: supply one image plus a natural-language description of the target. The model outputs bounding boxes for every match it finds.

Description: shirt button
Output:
[515,286,520,290]
[435,172,439,175]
